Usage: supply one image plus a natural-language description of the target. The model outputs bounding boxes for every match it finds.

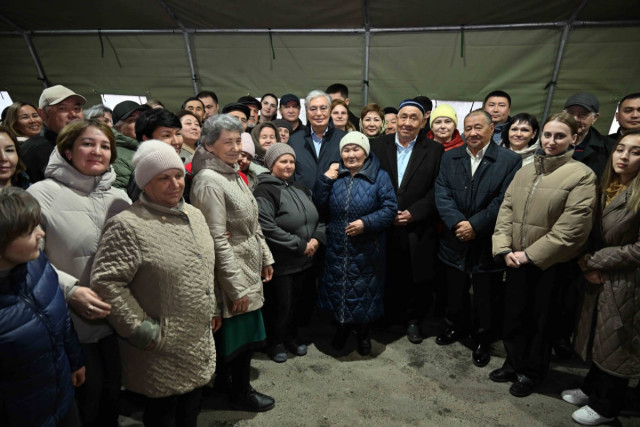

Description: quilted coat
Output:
[90,194,218,398]
[27,149,131,343]
[313,154,397,324]
[0,253,84,426]
[574,187,640,378]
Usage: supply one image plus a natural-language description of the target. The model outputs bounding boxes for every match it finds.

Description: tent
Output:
[1,0,639,133]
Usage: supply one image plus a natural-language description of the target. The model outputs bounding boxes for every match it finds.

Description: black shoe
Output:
[472,343,491,367]
[489,367,515,383]
[267,344,287,363]
[407,322,423,344]
[332,325,349,350]
[231,387,275,412]
[357,336,371,355]
[284,339,307,356]
[509,374,537,397]
[553,339,574,360]
[435,326,466,345]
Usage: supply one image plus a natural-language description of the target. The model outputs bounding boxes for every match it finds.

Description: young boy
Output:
[0,187,85,426]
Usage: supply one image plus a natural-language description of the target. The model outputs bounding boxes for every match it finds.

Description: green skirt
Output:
[217,309,266,362]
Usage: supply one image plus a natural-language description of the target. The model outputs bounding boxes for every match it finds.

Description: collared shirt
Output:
[311,126,328,157]
[466,143,490,176]
[395,133,417,186]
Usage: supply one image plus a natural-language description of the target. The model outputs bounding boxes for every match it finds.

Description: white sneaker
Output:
[571,405,615,425]
[561,388,589,405]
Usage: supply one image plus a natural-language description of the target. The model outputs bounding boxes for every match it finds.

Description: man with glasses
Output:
[289,90,345,190]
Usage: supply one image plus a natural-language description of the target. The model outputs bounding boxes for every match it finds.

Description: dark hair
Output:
[0,187,41,254]
[56,119,117,165]
[175,109,202,127]
[483,90,512,107]
[4,102,40,137]
[181,97,205,111]
[0,125,27,181]
[261,93,278,104]
[619,92,640,107]
[326,83,349,99]
[197,90,219,104]
[135,108,182,142]
[501,113,540,148]
[413,96,433,113]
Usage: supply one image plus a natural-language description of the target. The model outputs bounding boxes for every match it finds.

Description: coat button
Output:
[161,216,166,220]
[197,254,203,259]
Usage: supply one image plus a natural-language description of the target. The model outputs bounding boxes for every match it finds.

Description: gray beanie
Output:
[339,131,370,156]
[264,143,296,170]
[132,140,185,189]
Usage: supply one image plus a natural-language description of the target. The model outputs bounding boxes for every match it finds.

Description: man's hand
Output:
[394,210,413,226]
[454,221,476,241]
[324,163,339,180]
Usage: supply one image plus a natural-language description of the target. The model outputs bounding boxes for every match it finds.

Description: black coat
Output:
[575,127,615,180]
[371,133,444,282]
[21,127,58,184]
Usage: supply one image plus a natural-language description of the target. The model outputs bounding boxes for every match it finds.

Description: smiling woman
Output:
[3,102,43,141]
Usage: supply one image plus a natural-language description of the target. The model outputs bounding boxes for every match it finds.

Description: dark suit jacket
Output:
[371,133,444,282]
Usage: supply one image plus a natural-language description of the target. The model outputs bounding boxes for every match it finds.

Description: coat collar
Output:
[602,186,630,217]
[533,148,575,175]
[191,146,239,177]
[44,148,116,194]
[337,153,381,183]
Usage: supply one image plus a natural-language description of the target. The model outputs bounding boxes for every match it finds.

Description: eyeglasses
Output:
[308,106,329,113]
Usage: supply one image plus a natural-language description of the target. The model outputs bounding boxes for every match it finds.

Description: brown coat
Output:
[493,149,597,270]
[574,188,640,378]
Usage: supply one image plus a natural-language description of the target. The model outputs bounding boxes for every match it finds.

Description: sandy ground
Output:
[120,315,639,426]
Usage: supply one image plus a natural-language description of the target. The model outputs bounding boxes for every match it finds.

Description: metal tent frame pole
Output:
[0,13,49,88]
[363,0,371,105]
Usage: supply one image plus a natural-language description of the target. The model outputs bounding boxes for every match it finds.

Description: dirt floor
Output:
[120,314,639,426]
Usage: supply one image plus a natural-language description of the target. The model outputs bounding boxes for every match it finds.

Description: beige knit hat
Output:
[264,143,296,170]
[133,140,185,189]
[339,131,370,156]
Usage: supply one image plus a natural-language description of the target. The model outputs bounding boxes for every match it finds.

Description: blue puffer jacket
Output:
[0,253,84,427]
[314,154,397,324]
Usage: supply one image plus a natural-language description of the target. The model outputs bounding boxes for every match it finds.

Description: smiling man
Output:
[279,94,304,136]
[483,90,512,144]
[371,99,444,344]
[610,93,640,139]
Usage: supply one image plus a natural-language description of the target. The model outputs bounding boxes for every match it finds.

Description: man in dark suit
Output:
[371,99,444,343]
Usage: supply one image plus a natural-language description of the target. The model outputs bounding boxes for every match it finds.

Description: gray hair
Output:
[465,109,493,126]
[305,90,331,108]
[84,104,113,120]
[201,114,243,147]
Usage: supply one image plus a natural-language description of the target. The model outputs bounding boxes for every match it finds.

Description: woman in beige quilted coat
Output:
[91,140,219,426]
[190,114,275,413]
[562,131,640,426]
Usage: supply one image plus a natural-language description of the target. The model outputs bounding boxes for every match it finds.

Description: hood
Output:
[44,148,116,194]
[534,147,575,175]
[255,172,289,188]
[337,151,381,183]
[191,145,238,176]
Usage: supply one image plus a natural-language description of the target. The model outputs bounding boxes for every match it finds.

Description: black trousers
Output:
[263,267,314,345]
[445,266,501,340]
[581,364,629,418]
[58,401,82,427]
[502,264,558,381]
[143,387,203,427]
[75,334,121,427]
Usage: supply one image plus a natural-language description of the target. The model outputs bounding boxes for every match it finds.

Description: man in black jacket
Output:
[609,92,640,139]
[371,99,444,343]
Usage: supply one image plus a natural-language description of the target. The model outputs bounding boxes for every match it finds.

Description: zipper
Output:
[339,176,354,323]
[520,175,543,248]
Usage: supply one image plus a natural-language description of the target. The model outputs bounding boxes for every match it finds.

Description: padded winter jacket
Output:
[111,129,139,190]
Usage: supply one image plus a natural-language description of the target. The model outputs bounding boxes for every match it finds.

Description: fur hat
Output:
[132,140,185,189]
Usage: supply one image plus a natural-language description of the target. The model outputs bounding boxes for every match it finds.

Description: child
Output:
[0,187,85,426]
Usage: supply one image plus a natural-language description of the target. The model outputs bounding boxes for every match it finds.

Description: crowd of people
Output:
[0,81,639,426]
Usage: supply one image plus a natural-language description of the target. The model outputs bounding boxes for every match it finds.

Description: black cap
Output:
[280,94,300,107]
[222,102,251,119]
[113,101,147,124]
[564,92,600,113]
[237,96,261,109]
[383,106,398,115]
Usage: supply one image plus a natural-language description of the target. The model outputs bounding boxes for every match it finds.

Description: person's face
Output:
[116,110,142,139]
[0,225,45,269]
[261,96,277,118]
[271,154,295,181]
[341,144,366,173]
[65,126,112,176]
[565,105,598,138]
[228,111,248,131]
[464,114,494,153]
[237,151,253,172]
[541,120,577,156]
[484,96,510,125]
[616,98,640,132]
[385,113,397,134]
[431,117,456,143]
[207,129,242,166]
[97,112,113,128]
[362,111,383,137]
[179,114,201,147]
[280,101,301,123]
[396,106,425,141]
[259,126,277,149]
[185,100,205,121]
[199,96,218,119]
[39,97,85,134]
[331,104,349,130]
[16,105,43,137]
[0,132,19,186]
[329,92,349,106]
[306,97,330,131]
[149,127,183,154]
[143,168,184,208]
[612,135,640,185]
[508,120,536,150]
[277,127,290,144]
[247,105,260,128]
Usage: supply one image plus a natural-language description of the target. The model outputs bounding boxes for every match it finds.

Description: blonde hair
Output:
[600,130,640,213]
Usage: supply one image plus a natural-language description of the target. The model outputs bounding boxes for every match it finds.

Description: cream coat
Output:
[90,195,217,398]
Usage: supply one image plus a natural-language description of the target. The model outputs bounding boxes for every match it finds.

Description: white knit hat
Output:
[339,131,370,156]
[132,140,185,189]
[241,132,255,157]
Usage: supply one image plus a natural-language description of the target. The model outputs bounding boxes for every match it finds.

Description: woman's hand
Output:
[71,366,86,387]
[69,287,112,319]
[211,316,222,333]
[504,251,529,268]
[346,219,365,237]
[324,163,339,180]
[304,238,319,257]
[584,270,603,284]
[232,296,249,314]
[262,265,274,282]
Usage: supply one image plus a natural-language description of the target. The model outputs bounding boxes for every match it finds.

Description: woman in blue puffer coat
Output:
[314,132,397,356]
